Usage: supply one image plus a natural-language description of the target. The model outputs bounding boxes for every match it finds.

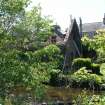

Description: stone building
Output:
[81,13,105,37]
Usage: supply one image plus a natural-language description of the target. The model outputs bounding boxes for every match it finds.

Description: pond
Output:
[5,86,105,105]
[44,86,103,103]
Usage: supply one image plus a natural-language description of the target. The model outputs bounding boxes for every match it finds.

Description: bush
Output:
[73,90,105,105]
[70,67,102,89]
[82,44,97,59]
[17,52,30,62]
[72,58,92,70]
[49,69,61,86]
[30,44,61,63]
[49,70,69,86]
[82,34,105,63]
[28,44,64,70]
[0,55,33,97]
[91,63,100,74]
[72,58,101,74]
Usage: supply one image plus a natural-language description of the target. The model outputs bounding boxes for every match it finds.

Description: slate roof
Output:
[54,29,64,36]
[52,25,65,37]
[82,22,105,32]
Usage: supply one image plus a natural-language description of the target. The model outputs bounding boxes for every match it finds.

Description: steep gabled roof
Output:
[63,19,82,71]
[82,22,105,32]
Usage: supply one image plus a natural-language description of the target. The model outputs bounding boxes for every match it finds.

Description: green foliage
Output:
[13,5,53,42]
[27,45,63,83]
[30,44,61,62]
[73,90,105,105]
[0,51,32,97]
[0,0,30,34]
[91,63,100,74]
[0,1,53,50]
[0,36,61,102]
[70,67,102,89]
[0,0,30,15]
[82,44,97,59]
[82,34,105,63]
[72,58,92,70]
[100,63,105,75]
[2,0,105,104]
[72,58,101,74]
[0,35,63,102]
[17,52,29,62]
[49,69,61,86]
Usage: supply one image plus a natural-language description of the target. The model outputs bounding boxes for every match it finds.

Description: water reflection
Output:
[6,86,104,105]
[45,86,102,102]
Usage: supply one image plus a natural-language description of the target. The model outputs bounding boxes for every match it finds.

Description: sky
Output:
[30,0,105,30]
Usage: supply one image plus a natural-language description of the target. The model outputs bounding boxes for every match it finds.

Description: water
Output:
[7,86,104,104]
[44,86,102,102]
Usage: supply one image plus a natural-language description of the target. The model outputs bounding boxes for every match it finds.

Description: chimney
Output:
[103,13,105,25]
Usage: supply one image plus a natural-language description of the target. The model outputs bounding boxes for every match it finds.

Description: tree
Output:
[13,5,52,39]
[11,5,53,50]
[0,0,30,34]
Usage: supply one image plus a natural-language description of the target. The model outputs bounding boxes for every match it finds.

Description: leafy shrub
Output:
[28,44,64,70]
[30,44,61,63]
[82,34,105,63]
[0,55,33,97]
[72,58,101,74]
[96,50,105,63]
[0,50,52,98]
[31,62,60,83]
[100,63,105,75]
[72,58,92,70]
[70,67,102,89]
[73,90,105,105]
[49,69,61,86]
[49,70,69,86]
[82,44,97,59]
[91,63,100,74]
[17,51,30,62]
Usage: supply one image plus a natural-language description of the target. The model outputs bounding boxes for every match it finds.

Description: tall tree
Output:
[0,0,30,34]
[12,5,53,49]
